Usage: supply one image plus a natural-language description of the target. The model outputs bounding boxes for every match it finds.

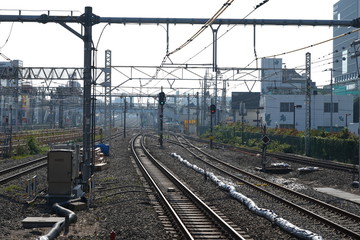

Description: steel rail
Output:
[0,156,47,176]
[130,134,193,240]
[133,134,247,239]
[141,135,247,240]
[175,135,360,239]
[0,162,47,185]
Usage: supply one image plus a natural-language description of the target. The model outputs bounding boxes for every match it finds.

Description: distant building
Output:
[260,58,353,131]
[260,94,353,131]
[333,0,360,84]
[231,92,261,125]
[0,60,23,129]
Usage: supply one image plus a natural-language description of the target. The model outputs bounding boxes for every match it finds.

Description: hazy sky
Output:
[0,0,342,94]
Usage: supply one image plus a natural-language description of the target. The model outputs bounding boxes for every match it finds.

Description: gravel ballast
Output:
[0,133,359,239]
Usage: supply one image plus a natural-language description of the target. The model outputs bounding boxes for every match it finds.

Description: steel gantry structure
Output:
[0,6,359,190]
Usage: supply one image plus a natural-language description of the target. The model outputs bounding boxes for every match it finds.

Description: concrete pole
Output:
[196,92,199,136]
[330,69,333,132]
[187,94,190,134]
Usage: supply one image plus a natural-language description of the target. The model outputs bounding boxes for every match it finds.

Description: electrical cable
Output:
[231,26,359,91]
[167,0,235,57]
[143,0,270,91]
[144,0,235,88]
[0,22,14,50]
[0,22,14,61]
[261,27,360,59]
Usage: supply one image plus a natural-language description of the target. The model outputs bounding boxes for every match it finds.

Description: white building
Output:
[260,58,353,131]
[0,60,23,128]
[261,94,353,131]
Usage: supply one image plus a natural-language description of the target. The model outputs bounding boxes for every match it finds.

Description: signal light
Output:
[159,91,166,105]
[210,104,216,114]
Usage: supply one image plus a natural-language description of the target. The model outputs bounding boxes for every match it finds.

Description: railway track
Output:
[130,134,251,240]
[172,134,360,239]
[184,135,359,174]
[0,156,47,185]
[0,130,126,186]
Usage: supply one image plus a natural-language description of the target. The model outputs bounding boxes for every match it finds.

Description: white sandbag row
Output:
[170,152,323,240]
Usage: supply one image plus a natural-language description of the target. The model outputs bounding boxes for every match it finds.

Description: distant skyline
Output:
[0,0,342,94]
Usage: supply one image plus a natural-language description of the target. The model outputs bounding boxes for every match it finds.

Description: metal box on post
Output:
[47,150,74,195]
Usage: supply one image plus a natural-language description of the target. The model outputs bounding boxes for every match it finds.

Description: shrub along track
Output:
[184,135,359,174]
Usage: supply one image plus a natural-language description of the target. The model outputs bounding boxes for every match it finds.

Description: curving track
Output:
[172,134,360,239]
[130,134,251,240]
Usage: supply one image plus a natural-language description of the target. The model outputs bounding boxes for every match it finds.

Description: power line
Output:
[0,22,14,50]
[167,0,235,57]
[146,1,271,90]
[145,0,236,88]
[261,27,360,59]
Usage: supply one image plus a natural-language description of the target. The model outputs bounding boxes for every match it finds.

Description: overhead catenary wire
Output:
[144,0,236,88]
[260,27,360,59]
[146,0,270,90]
[0,22,15,61]
[231,25,360,91]
[167,0,235,57]
[0,22,14,50]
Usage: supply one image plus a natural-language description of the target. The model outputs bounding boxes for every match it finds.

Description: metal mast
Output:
[305,52,311,156]
[82,7,94,189]
[211,25,221,125]
[221,76,227,123]
[104,50,112,147]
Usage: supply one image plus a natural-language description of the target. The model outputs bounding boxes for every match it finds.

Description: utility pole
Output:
[330,69,333,132]
[305,52,311,156]
[187,93,190,135]
[123,97,127,138]
[202,71,209,126]
[104,50,112,150]
[211,25,221,126]
[82,7,95,191]
[240,102,245,144]
[58,91,64,128]
[221,77,227,124]
[9,105,12,157]
[351,39,360,186]
[196,92,199,136]
[210,103,216,149]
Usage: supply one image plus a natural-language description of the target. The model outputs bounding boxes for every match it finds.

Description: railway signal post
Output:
[159,91,166,147]
[261,125,270,170]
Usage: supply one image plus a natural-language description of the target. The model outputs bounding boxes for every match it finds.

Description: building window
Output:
[280,102,294,112]
[324,103,338,113]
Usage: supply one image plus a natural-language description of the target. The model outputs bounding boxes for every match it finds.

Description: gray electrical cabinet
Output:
[47,150,75,195]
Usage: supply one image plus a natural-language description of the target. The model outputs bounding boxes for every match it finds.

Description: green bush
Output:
[27,136,42,155]
[267,140,293,153]
[204,122,358,163]
[15,145,29,156]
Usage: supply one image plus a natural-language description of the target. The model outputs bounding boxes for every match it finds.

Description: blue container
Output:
[95,144,110,156]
